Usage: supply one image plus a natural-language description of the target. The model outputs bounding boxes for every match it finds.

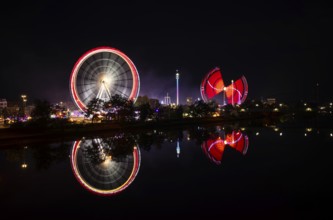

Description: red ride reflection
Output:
[201,130,249,165]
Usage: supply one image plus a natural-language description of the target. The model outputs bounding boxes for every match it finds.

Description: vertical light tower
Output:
[176,70,180,106]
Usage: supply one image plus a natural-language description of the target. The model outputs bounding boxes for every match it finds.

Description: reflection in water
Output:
[21,146,28,169]
[201,130,249,165]
[71,136,141,196]
[176,139,180,158]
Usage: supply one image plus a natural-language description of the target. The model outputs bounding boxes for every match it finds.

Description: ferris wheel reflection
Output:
[201,129,249,165]
[70,135,141,196]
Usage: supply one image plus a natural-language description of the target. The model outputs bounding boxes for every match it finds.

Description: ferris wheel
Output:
[70,47,140,112]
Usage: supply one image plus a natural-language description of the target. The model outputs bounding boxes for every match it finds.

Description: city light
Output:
[21,94,27,102]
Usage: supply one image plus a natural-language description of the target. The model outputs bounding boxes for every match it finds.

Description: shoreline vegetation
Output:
[1,94,329,147]
[0,114,285,147]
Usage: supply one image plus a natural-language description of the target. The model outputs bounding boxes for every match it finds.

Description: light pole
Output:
[20,94,27,118]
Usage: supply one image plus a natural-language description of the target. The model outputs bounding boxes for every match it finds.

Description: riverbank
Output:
[0,115,286,147]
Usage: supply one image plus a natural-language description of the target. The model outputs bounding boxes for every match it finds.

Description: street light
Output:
[20,94,27,118]
[21,94,27,103]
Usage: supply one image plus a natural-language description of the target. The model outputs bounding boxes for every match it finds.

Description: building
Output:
[25,105,35,117]
[0,99,7,109]
[186,97,193,105]
[164,93,171,105]
[4,101,20,118]
[266,98,276,105]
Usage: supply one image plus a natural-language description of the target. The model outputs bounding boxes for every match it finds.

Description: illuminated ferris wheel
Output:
[71,138,141,196]
[70,47,140,112]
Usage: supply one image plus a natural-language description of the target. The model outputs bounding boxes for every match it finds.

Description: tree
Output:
[85,98,104,123]
[190,100,218,117]
[135,95,149,107]
[137,103,153,121]
[175,105,184,119]
[104,94,135,121]
[31,99,52,120]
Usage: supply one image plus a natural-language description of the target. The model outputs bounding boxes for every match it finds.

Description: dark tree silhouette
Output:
[31,99,52,120]
[104,94,135,121]
[137,103,153,121]
[189,100,217,117]
[85,98,104,123]
[27,99,52,127]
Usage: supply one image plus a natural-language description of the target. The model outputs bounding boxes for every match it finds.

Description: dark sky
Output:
[0,0,331,105]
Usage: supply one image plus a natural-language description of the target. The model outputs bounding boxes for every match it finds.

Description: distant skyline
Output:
[0,1,331,105]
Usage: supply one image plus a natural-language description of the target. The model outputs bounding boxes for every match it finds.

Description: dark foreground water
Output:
[1,121,333,219]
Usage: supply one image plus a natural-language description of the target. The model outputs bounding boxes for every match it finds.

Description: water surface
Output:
[1,122,332,219]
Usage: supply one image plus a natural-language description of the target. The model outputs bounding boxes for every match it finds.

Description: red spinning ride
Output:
[200,67,248,105]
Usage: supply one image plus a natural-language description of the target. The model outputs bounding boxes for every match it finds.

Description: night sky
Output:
[0,0,331,105]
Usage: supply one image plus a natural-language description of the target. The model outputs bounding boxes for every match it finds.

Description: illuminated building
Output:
[5,101,20,117]
[266,98,276,105]
[164,93,171,105]
[0,99,7,109]
[186,97,193,105]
